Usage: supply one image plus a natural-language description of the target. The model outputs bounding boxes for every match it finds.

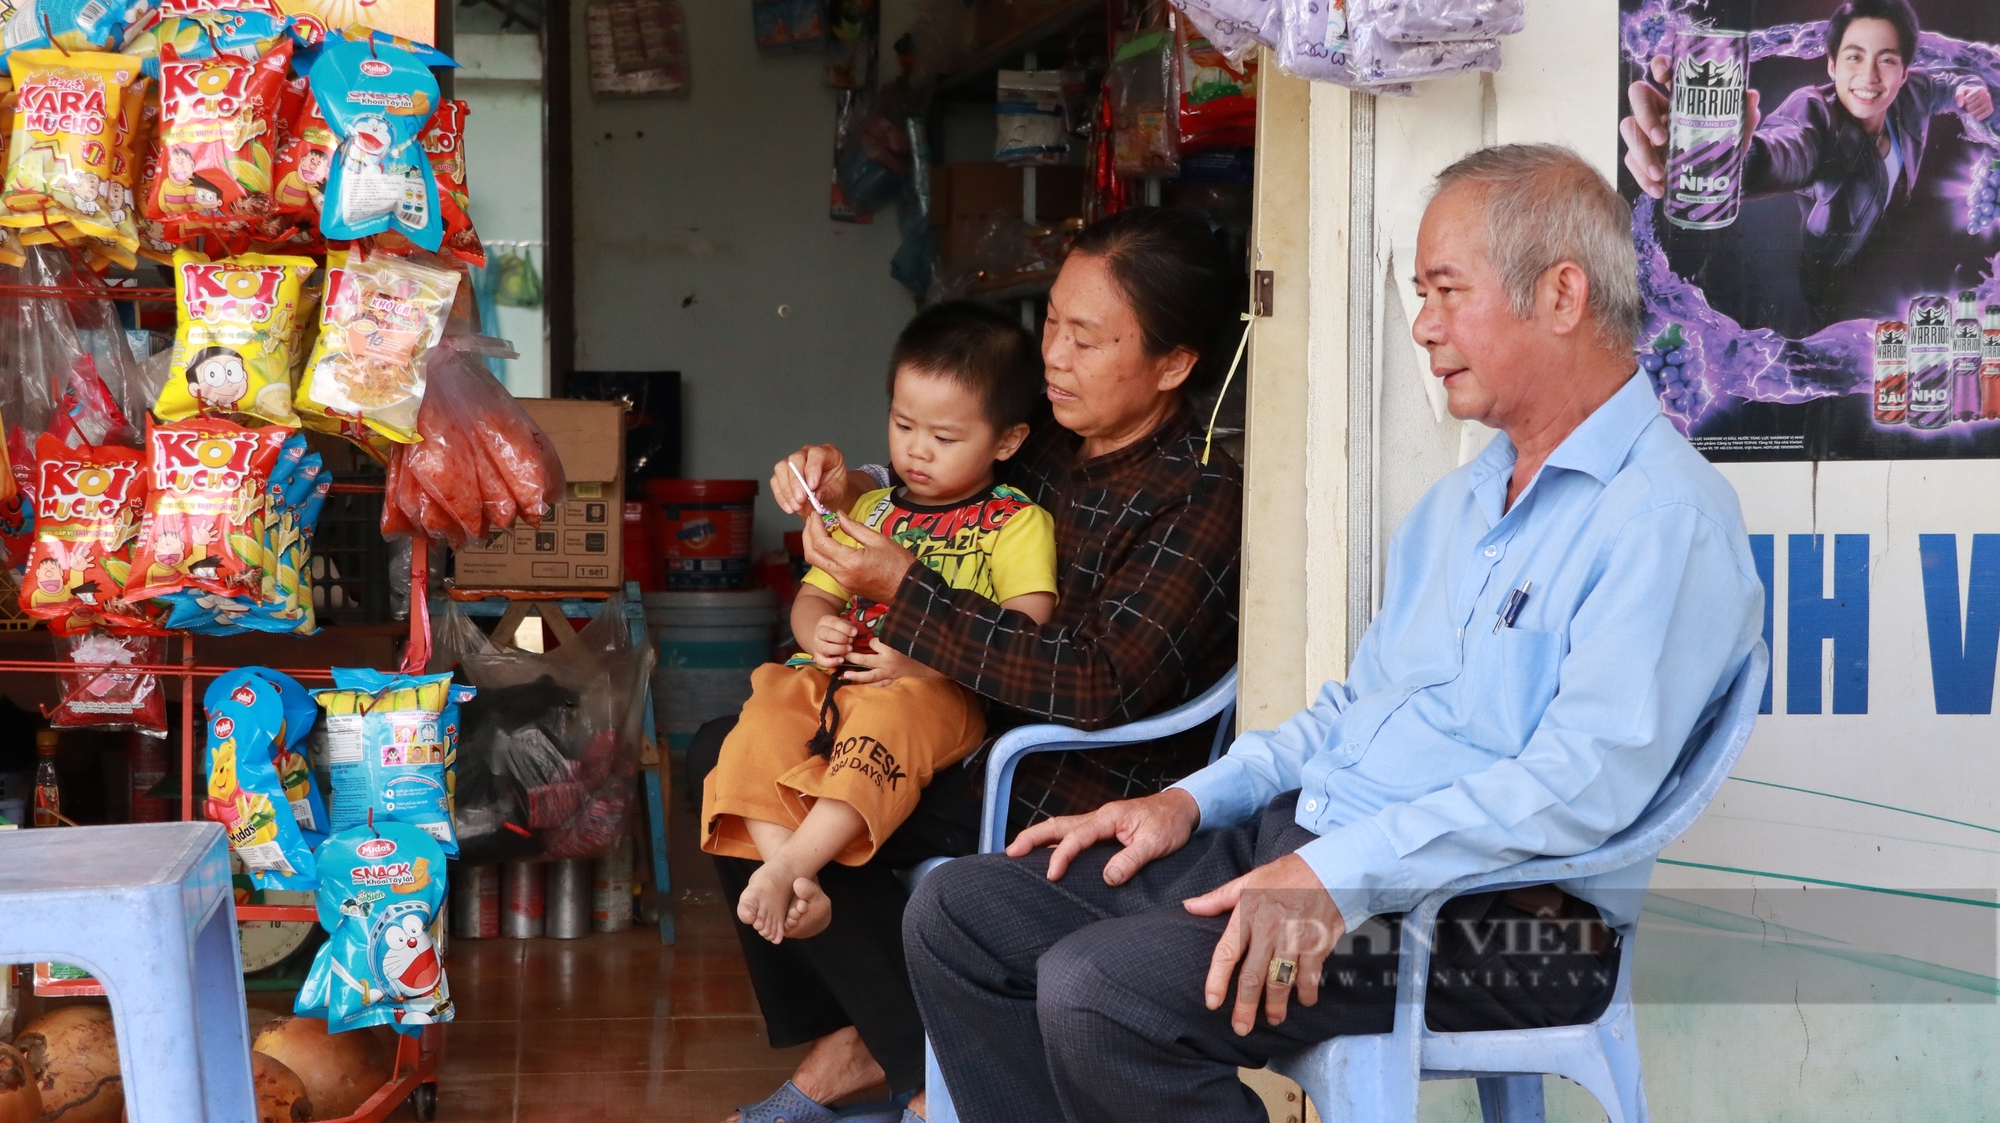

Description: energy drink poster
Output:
[1617,0,2000,460]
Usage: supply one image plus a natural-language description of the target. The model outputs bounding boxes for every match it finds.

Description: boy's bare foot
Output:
[785,876,833,939]
[739,861,805,943]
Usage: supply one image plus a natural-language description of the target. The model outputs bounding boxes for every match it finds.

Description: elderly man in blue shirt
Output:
[903,143,1765,1123]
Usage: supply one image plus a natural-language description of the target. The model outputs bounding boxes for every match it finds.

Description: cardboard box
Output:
[452,399,626,590]
[932,162,1084,268]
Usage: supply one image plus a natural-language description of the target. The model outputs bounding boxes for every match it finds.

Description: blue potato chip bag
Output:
[296,822,453,1035]
[316,671,458,854]
[331,668,475,824]
[308,36,441,249]
[122,10,291,78]
[3,0,143,57]
[205,667,326,890]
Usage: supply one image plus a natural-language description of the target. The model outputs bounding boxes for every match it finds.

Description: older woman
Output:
[692,206,1243,1123]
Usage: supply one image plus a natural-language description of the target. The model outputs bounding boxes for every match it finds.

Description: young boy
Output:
[701,301,1056,943]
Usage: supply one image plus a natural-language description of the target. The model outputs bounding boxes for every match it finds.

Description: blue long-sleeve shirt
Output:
[1173,374,1763,929]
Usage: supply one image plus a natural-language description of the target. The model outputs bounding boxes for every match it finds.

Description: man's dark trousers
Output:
[904,791,1620,1123]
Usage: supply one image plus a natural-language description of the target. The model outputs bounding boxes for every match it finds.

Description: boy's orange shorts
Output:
[700,663,985,867]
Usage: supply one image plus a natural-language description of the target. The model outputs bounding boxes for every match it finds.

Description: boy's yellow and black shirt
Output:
[788,483,1057,665]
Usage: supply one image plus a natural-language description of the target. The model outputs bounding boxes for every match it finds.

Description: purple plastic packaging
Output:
[1359,0,1525,44]
[1664,28,1751,231]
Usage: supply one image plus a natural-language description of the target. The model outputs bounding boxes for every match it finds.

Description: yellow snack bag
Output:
[158,249,316,426]
[103,76,147,253]
[298,250,458,445]
[1,51,142,240]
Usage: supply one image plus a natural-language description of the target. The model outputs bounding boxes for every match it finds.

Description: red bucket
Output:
[646,479,758,589]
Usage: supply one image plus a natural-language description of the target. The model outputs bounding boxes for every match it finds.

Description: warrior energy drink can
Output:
[1952,291,1982,422]
[1873,321,1908,425]
[1665,29,1751,231]
[1982,304,2000,421]
[1907,295,1953,430]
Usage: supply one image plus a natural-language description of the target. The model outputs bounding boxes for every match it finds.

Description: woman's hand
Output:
[801,511,916,605]
[843,643,946,685]
[771,445,851,516]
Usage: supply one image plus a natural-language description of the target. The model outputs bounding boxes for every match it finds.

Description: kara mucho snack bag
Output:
[308,36,440,249]
[146,39,290,229]
[295,821,453,1034]
[1,50,143,241]
[20,433,147,633]
[158,248,314,424]
[205,666,324,891]
[126,416,289,600]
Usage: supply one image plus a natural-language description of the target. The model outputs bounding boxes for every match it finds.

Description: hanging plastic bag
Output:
[49,631,167,735]
[492,247,541,309]
[309,35,442,249]
[295,821,453,1034]
[156,249,316,425]
[205,666,325,891]
[316,670,459,854]
[1357,0,1525,44]
[994,70,1069,166]
[297,250,458,444]
[1170,0,1280,64]
[1,51,144,241]
[1109,29,1179,177]
[1176,16,1257,151]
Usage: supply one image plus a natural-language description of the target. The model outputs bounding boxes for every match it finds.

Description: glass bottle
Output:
[32,729,59,827]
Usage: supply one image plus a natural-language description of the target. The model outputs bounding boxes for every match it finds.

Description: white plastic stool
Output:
[0,822,255,1123]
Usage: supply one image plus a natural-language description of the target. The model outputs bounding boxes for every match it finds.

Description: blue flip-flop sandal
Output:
[736,1082,909,1123]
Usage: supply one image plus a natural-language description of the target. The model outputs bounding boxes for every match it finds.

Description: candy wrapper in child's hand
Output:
[1,51,144,241]
[157,249,316,425]
[309,36,441,249]
[295,821,452,1035]
[206,666,325,891]
[298,251,457,444]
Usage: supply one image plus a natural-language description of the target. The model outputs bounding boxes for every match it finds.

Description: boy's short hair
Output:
[887,300,1044,432]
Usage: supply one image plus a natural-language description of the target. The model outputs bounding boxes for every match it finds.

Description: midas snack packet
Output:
[148,40,290,228]
[316,671,458,854]
[20,433,147,633]
[126,416,290,600]
[308,36,439,249]
[158,248,315,424]
[1,50,143,239]
[295,822,453,1035]
[332,668,476,822]
[298,251,457,444]
[205,666,324,891]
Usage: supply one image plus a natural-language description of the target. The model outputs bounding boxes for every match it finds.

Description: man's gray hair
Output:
[1431,144,1643,349]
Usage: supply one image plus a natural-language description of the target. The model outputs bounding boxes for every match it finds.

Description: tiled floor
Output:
[384,783,817,1122]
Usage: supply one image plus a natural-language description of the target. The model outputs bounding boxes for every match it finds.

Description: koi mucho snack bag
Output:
[316,671,459,854]
[296,821,453,1035]
[20,433,147,634]
[205,666,323,891]
[1,50,144,241]
[126,417,290,600]
[147,41,291,229]
[158,249,315,425]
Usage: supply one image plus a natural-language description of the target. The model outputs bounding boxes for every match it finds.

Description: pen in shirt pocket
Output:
[1493,580,1532,633]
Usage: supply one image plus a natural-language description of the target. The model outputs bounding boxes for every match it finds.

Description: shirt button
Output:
[1304,799,1318,812]
[1484,545,1499,558]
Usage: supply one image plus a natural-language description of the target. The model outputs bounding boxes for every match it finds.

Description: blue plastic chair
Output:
[917,666,1240,1123]
[0,821,256,1123]
[1271,641,1767,1123]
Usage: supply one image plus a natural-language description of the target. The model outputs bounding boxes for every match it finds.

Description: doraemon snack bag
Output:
[296,822,453,1035]
[316,671,458,854]
[205,666,324,890]
[308,35,440,249]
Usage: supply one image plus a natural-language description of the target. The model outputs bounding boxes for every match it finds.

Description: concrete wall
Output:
[569,0,925,552]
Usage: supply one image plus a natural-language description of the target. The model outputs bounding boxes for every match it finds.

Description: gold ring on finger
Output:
[1267,957,1297,987]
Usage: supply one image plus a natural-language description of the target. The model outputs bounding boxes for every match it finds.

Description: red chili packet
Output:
[419,100,483,266]
[20,434,147,633]
[147,41,292,232]
[126,418,288,600]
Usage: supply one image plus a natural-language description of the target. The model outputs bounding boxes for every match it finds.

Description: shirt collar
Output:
[1067,399,1196,482]
[1470,372,1660,490]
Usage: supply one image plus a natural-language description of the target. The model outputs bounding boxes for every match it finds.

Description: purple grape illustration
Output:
[1971,153,2000,236]
[1639,322,1707,418]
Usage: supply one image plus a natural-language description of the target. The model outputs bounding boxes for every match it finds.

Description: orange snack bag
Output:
[125,417,289,600]
[21,433,148,633]
[271,76,334,221]
[1,50,144,241]
[419,100,482,266]
[147,41,290,231]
